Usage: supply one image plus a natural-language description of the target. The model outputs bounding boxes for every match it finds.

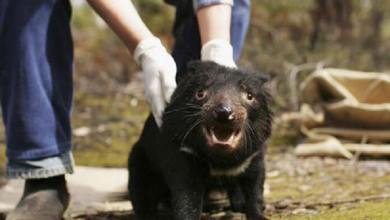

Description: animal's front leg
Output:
[170,183,204,220]
[239,164,268,220]
[227,184,245,212]
[162,155,205,220]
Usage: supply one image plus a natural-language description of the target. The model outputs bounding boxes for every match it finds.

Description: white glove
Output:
[134,37,177,127]
[201,39,236,68]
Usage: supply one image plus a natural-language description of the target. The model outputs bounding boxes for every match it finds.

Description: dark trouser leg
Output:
[0,1,74,219]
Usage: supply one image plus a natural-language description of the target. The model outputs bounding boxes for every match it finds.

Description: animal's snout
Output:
[212,103,235,123]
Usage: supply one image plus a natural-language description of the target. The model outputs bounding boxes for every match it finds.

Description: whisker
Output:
[164,106,201,115]
[180,119,203,147]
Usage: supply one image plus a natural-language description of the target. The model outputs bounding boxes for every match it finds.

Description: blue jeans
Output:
[0,0,74,178]
[0,0,250,179]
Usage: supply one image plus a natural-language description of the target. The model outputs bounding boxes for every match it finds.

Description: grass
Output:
[272,199,390,220]
[264,153,390,220]
[72,91,149,167]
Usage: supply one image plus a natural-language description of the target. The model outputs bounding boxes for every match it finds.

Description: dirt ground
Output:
[68,151,390,220]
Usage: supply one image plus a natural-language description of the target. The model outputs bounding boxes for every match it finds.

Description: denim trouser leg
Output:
[170,0,251,80]
[0,0,74,178]
[6,152,74,179]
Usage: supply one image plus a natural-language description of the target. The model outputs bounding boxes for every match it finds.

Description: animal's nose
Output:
[212,103,235,123]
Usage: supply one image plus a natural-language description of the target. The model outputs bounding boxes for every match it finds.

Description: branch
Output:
[283,60,329,111]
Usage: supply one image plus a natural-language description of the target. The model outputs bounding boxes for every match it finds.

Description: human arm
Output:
[87,0,153,53]
[87,0,177,127]
[195,1,236,67]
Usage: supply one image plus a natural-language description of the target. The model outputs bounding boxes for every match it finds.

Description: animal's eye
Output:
[195,90,206,100]
[247,92,254,101]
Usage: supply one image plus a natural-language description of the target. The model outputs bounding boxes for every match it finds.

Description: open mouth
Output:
[203,126,243,148]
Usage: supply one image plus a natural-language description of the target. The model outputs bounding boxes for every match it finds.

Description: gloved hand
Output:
[134,37,177,127]
[201,39,236,68]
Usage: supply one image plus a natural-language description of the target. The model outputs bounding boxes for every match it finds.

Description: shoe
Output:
[6,175,70,220]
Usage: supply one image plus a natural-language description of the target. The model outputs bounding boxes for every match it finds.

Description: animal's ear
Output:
[244,70,270,86]
[255,73,271,85]
[186,61,222,75]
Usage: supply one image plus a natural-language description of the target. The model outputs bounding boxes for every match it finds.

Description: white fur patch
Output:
[209,152,259,177]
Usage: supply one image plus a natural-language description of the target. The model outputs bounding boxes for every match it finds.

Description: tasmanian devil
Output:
[128,61,272,220]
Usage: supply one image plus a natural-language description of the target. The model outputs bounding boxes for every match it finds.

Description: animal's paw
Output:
[230,199,245,212]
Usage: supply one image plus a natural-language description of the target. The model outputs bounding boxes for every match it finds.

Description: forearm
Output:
[87,0,153,53]
[196,3,235,67]
[196,4,232,45]
[88,0,177,127]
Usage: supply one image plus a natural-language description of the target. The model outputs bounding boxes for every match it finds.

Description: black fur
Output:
[128,61,272,220]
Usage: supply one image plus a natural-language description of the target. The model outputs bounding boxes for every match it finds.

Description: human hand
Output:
[201,39,236,68]
[134,37,177,127]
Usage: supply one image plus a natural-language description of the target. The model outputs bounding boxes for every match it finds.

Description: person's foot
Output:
[6,175,70,220]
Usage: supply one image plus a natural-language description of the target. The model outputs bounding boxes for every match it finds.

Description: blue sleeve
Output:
[193,0,234,12]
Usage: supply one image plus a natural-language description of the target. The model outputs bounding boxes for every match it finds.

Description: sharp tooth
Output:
[211,130,219,143]
[227,133,235,144]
